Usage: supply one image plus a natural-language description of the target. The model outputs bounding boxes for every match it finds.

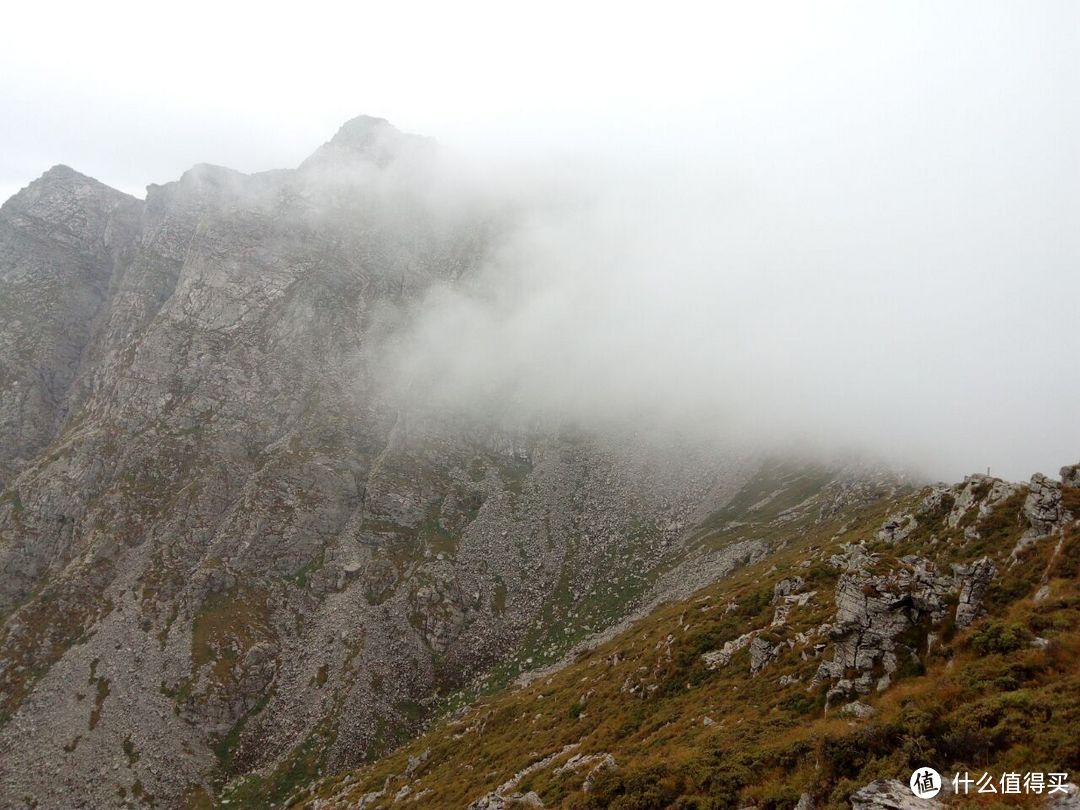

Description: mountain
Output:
[2,118,1075,810]
[294,468,1080,810]
[0,118,905,809]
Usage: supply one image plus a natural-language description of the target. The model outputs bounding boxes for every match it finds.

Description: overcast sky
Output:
[2,1,1078,480]
[4,2,1073,198]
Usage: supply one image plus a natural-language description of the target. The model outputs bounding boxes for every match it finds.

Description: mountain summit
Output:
[299,114,432,171]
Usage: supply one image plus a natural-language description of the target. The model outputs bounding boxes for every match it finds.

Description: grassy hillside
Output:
[284,472,1080,809]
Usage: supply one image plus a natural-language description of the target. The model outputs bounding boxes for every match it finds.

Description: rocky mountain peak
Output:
[331,114,398,147]
[299,114,433,171]
[1,163,135,221]
[38,163,84,182]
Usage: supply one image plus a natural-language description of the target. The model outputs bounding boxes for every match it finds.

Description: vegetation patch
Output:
[191,585,274,686]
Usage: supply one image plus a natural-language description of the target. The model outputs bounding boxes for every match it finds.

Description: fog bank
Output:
[4,2,1078,482]
[383,123,1078,484]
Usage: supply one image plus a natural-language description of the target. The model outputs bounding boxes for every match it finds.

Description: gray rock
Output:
[1061,464,1080,489]
[468,792,545,809]
[946,475,1018,529]
[553,751,615,777]
[749,636,781,675]
[816,554,952,697]
[1025,473,1064,537]
[876,513,917,544]
[952,556,996,629]
[840,700,877,718]
[581,754,617,793]
[850,779,942,809]
[0,166,142,494]
[405,748,430,777]
[916,486,949,516]
[1047,782,1080,809]
[703,632,756,670]
[773,576,806,601]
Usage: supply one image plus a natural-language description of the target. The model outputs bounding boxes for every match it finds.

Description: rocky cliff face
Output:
[0,118,905,808]
[0,165,142,492]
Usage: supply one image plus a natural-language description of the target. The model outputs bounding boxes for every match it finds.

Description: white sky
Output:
[3,1,1074,198]
[2,1,1078,481]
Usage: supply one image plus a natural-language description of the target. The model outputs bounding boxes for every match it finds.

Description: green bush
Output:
[969,621,1032,655]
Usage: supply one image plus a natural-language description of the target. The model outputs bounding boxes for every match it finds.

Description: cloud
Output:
[3,2,1077,482]
[379,116,1080,483]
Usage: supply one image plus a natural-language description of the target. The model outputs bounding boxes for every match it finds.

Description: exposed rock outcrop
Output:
[840,700,876,719]
[1061,464,1080,489]
[466,744,579,809]
[815,542,991,700]
[1025,473,1064,538]
[749,636,781,675]
[703,632,756,670]
[468,791,545,809]
[773,576,806,601]
[953,556,996,628]
[850,779,941,809]
[877,513,917,544]
[941,475,1019,535]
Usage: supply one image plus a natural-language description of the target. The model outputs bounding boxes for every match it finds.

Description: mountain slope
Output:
[0,119,907,809]
[293,467,1080,810]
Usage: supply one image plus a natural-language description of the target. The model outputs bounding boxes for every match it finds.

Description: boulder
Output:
[773,577,806,602]
[749,636,780,675]
[877,513,917,544]
[840,700,877,719]
[850,779,942,809]
[405,749,430,777]
[816,555,952,696]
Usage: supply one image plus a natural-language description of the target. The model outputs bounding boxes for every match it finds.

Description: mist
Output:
[373,131,1076,483]
[377,43,1080,484]
[4,2,1078,482]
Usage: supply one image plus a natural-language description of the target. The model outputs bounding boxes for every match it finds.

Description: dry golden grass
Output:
[279,484,1080,810]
